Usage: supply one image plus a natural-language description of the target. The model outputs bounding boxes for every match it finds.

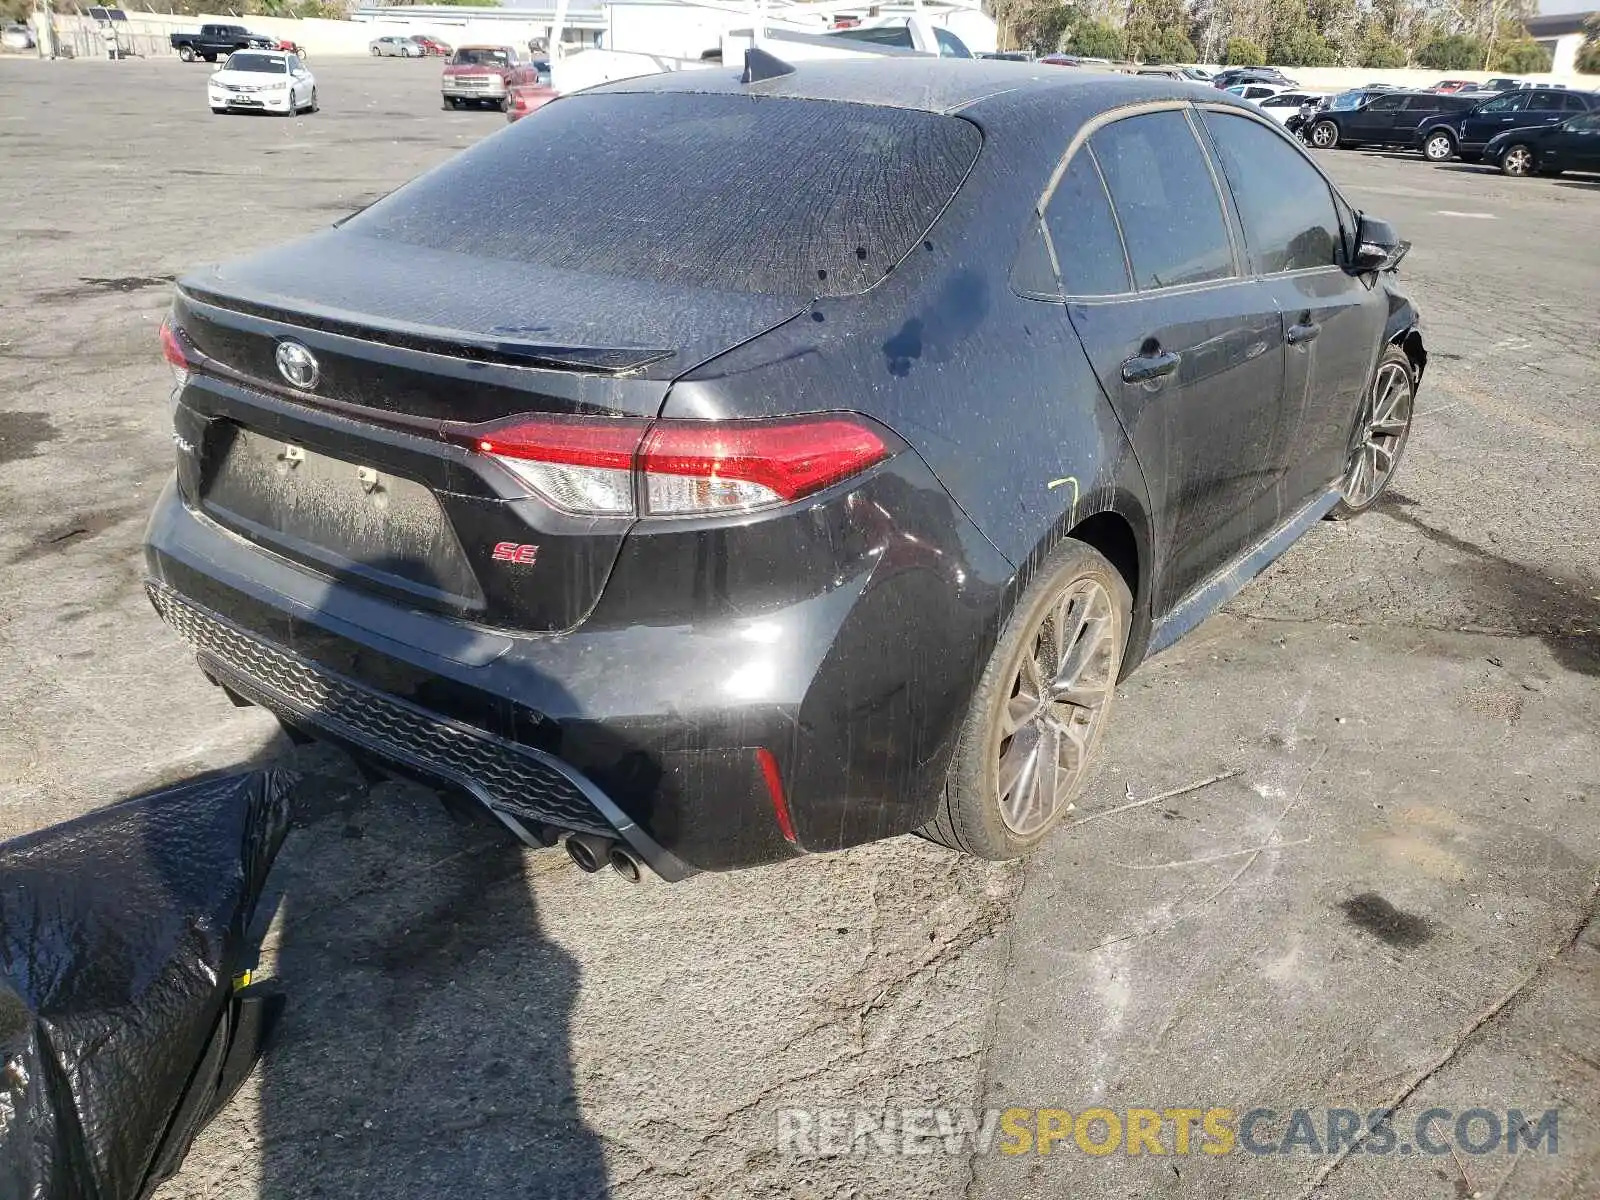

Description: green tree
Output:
[1126,21,1198,63]
[1416,34,1485,70]
[1062,19,1125,58]
[1270,26,1338,66]
[1579,28,1600,76]
[1488,37,1550,73]
[1224,36,1266,66]
[1357,33,1408,69]
[1009,0,1077,56]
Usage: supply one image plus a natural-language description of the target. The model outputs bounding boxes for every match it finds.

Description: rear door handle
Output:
[1121,349,1181,384]
[1287,321,1322,346]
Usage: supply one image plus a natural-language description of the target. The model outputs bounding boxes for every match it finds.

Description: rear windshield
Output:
[345,92,981,298]
[225,53,285,73]
[452,48,510,66]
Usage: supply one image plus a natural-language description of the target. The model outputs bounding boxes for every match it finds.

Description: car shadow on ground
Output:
[147,738,612,1200]
[142,558,610,1198]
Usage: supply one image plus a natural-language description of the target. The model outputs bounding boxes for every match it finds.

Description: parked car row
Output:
[370,34,451,57]
[1287,82,1600,177]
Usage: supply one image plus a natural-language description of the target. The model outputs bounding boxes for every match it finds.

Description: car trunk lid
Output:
[169,232,810,632]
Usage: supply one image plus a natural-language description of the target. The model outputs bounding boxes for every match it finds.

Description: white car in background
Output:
[1225,82,1291,103]
[369,35,424,57]
[1256,90,1328,124]
[208,50,317,116]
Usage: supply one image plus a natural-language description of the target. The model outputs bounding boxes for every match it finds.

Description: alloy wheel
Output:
[1342,360,1413,509]
[1424,134,1453,161]
[1503,146,1534,177]
[1311,121,1337,149]
[995,577,1120,836]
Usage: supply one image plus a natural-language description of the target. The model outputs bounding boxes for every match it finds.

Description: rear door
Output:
[1346,92,1406,141]
[1398,94,1450,144]
[1522,90,1580,131]
[1056,107,1288,613]
[1562,112,1600,169]
[1197,107,1386,505]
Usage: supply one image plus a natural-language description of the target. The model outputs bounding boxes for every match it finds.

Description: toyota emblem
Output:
[275,340,320,391]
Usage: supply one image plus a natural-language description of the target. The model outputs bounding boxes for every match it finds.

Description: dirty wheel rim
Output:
[1312,122,1336,148]
[1342,361,1412,509]
[996,578,1119,836]
[1425,134,1451,161]
[1504,146,1533,176]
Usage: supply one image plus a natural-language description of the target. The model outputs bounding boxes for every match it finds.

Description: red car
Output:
[441,45,532,111]
[506,82,558,122]
[411,35,451,57]
[1432,79,1474,93]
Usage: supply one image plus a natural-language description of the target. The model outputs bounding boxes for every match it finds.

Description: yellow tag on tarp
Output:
[231,970,253,990]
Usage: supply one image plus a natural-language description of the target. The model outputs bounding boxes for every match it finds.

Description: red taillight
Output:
[756,748,797,844]
[449,414,892,518]
[159,320,190,387]
[639,417,889,514]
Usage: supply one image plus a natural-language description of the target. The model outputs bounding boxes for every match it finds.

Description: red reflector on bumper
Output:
[755,747,796,844]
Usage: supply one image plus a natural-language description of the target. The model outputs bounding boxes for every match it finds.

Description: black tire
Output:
[307,87,318,113]
[210,106,226,115]
[1422,130,1455,162]
[443,95,458,110]
[919,539,1132,860]
[1329,345,1415,521]
[1500,143,1536,177]
[1310,120,1339,150]
[178,45,195,62]
[370,45,381,56]
[202,51,216,63]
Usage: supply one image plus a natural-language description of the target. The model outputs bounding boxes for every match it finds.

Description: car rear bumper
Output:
[144,465,1012,874]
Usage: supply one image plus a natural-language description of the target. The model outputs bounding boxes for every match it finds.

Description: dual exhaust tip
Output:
[564,832,644,883]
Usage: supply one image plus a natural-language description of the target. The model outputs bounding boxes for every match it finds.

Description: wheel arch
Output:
[1011,483,1155,679]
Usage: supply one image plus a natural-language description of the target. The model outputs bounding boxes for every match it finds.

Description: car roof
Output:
[585,57,1217,117]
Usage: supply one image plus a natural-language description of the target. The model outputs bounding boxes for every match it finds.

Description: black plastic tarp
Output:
[1,770,293,1200]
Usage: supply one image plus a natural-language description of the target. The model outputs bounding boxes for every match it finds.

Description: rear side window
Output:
[1558,92,1589,111]
[1089,111,1234,291]
[1202,112,1340,273]
[934,27,971,57]
[347,93,980,298]
[1368,94,1406,111]
[1478,93,1527,113]
[1043,150,1131,296]
[831,26,914,49]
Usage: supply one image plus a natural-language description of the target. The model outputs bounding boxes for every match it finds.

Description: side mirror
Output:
[1349,213,1409,273]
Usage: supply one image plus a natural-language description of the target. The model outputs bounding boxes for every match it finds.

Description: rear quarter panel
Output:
[666,93,1155,651]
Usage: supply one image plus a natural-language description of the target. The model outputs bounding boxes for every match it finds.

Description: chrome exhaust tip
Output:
[608,845,644,883]
[564,833,612,873]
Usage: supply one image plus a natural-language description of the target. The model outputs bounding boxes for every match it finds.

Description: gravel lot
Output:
[2,57,1597,1200]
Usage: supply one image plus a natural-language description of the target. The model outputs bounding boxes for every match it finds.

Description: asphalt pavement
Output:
[1,57,1596,1200]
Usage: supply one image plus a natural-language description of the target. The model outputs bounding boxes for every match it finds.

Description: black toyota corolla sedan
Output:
[146,57,1425,880]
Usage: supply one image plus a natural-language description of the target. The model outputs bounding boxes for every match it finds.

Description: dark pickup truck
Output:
[171,24,274,63]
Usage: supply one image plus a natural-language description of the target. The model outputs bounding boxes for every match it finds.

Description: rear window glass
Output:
[347,93,981,298]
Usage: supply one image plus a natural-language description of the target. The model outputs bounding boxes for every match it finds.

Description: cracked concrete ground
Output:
[1,58,1596,1199]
